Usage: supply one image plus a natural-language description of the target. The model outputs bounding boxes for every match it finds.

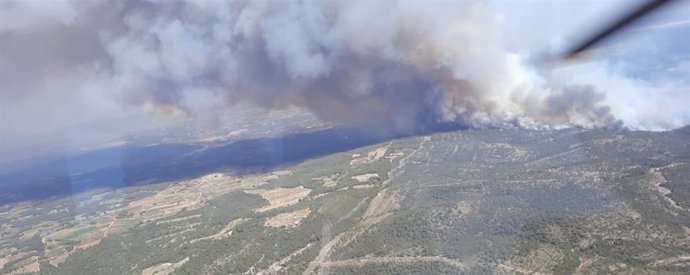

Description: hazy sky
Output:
[1,0,689,160]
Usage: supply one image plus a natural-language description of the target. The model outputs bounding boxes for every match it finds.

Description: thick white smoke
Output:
[1,0,686,138]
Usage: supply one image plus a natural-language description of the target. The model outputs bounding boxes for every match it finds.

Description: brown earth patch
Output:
[351,173,379,183]
[350,146,388,166]
[265,208,311,228]
[141,257,189,275]
[246,186,312,213]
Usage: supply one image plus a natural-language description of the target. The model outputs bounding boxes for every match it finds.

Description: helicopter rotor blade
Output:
[563,0,677,59]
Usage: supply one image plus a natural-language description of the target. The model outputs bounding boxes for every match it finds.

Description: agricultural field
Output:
[0,126,689,274]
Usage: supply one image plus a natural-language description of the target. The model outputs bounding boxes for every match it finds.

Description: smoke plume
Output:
[5,0,685,138]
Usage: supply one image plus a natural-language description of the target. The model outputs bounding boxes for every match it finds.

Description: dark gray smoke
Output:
[1,0,624,138]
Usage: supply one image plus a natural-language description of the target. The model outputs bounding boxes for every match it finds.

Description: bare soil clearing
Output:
[141,257,189,275]
[351,173,379,183]
[265,208,311,228]
[350,146,388,166]
[246,186,312,213]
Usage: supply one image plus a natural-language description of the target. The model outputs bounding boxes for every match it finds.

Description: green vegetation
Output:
[1,127,690,274]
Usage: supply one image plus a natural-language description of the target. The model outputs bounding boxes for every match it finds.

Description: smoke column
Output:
[4,0,687,137]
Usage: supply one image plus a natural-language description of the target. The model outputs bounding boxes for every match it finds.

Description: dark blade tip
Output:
[562,0,677,60]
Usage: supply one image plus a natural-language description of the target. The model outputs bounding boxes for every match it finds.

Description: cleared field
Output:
[351,173,379,183]
[265,208,311,228]
[245,186,312,213]
[141,257,189,275]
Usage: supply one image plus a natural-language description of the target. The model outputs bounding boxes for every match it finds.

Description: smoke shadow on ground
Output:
[0,125,467,206]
